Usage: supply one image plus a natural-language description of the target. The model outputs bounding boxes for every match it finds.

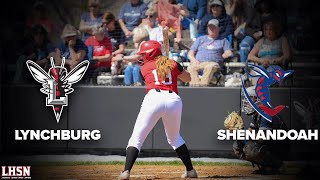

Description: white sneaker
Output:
[181,169,198,178]
[118,170,130,180]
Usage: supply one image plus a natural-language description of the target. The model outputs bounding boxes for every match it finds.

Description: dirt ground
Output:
[31,164,302,180]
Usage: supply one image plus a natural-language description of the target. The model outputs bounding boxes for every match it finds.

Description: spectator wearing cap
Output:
[55,24,88,70]
[118,0,148,39]
[187,19,233,86]
[85,26,113,84]
[79,0,104,41]
[198,0,233,40]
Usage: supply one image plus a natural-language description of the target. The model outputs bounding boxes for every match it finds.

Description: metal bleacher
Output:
[289,46,320,87]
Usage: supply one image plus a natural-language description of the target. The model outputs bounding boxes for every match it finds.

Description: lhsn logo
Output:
[241,64,294,122]
[26,57,89,123]
[1,166,31,179]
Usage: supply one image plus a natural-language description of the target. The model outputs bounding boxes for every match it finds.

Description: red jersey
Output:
[140,59,184,94]
[85,36,112,68]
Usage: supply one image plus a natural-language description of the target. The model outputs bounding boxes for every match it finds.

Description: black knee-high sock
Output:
[124,146,139,172]
[175,144,193,171]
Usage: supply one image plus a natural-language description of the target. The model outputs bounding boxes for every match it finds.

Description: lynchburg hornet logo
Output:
[26,58,89,123]
[241,64,294,122]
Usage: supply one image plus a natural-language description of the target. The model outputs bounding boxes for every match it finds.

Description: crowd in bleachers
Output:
[3,0,318,87]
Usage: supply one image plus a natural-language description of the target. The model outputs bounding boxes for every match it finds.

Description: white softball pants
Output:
[127,89,185,151]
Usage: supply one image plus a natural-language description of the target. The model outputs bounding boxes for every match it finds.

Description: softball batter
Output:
[118,40,197,179]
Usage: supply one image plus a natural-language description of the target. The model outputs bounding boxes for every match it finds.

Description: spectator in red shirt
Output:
[85,26,113,84]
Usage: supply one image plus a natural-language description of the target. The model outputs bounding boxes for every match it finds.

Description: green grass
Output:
[31,160,251,167]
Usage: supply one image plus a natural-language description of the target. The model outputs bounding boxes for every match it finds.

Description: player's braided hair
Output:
[156,27,174,81]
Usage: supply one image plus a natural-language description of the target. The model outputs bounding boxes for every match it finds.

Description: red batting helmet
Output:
[137,40,162,61]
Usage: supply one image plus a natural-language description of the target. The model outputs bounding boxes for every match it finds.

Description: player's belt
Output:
[155,88,173,93]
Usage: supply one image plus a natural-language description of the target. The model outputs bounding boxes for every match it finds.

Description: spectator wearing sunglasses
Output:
[79,0,103,41]
[142,8,170,55]
[141,9,166,54]
[141,9,159,39]
[198,0,233,40]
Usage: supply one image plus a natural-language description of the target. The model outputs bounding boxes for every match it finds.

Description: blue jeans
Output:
[239,36,255,62]
[124,64,142,85]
